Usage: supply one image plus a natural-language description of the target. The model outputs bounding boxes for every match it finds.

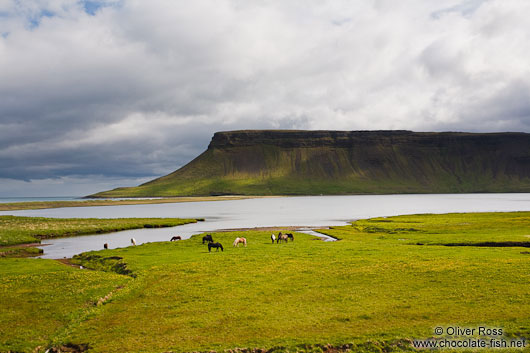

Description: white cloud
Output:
[0,175,151,197]
[1,0,530,194]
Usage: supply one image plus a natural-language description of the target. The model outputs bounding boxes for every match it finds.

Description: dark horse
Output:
[202,234,213,244]
[170,236,181,241]
[286,233,294,241]
[208,242,224,252]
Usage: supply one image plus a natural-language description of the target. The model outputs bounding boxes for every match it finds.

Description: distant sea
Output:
[0,197,82,203]
[0,196,165,203]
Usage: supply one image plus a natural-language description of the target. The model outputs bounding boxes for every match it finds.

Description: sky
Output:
[1,0,530,197]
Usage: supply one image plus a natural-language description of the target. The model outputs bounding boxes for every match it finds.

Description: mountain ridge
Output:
[90,130,530,197]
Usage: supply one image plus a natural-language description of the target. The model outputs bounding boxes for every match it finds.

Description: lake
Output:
[2,193,529,259]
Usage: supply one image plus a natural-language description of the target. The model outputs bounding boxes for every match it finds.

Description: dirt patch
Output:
[96,285,124,306]
[56,258,83,268]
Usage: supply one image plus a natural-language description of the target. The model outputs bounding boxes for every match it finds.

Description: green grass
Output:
[0,258,130,352]
[2,212,530,352]
[0,245,43,257]
[0,216,199,246]
[331,212,530,245]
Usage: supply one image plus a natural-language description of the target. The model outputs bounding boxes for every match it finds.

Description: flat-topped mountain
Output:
[91,130,530,197]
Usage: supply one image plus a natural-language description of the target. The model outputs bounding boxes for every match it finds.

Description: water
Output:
[0,196,81,203]
[2,194,529,259]
[0,196,165,203]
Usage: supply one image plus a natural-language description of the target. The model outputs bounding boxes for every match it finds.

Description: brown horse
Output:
[233,237,247,247]
[277,232,288,243]
[170,236,181,241]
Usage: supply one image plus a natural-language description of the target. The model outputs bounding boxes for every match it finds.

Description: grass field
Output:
[1,212,530,352]
[0,216,199,247]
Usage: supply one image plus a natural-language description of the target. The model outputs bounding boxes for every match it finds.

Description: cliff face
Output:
[92,130,530,197]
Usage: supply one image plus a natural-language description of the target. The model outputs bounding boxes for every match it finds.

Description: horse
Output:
[103,243,108,249]
[131,238,136,246]
[286,233,294,241]
[208,242,224,252]
[271,233,276,243]
[233,237,247,247]
[202,234,213,244]
[170,236,181,241]
[277,233,289,243]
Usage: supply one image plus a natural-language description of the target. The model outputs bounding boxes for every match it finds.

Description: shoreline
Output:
[0,195,278,211]
[39,225,339,260]
[3,192,529,212]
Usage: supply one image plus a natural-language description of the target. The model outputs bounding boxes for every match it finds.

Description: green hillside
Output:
[91,130,530,197]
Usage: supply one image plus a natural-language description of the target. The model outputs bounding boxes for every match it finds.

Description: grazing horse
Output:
[271,234,276,243]
[202,234,213,244]
[103,243,108,249]
[170,236,181,241]
[277,233,289,243]
[208,242,224,252]
[233,237,247,247]
[286,233,294,241]
[131,238,136,246]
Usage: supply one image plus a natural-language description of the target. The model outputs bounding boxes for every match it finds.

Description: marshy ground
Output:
[1,212,529,352]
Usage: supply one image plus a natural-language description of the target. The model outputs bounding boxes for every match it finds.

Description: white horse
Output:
[131,238,136,246]
[271,234,276,243]
[233,237,247,247]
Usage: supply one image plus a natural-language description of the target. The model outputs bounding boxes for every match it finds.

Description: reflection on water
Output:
[1,194,529,259]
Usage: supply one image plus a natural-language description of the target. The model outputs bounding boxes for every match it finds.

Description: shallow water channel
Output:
[2,193,529,259]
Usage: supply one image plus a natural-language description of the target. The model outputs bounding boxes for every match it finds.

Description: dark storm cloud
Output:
[1,0,529,195]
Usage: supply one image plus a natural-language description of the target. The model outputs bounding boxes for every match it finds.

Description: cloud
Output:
[0,175,151,197]
[1,0,530,195]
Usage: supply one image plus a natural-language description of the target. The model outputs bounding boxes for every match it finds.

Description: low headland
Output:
[91,130,530,197]
[0,195,271,211]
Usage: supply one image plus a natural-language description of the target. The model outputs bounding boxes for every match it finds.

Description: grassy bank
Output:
[0,195,267,211]
[1,212,530,352]
[0,216,199,247]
